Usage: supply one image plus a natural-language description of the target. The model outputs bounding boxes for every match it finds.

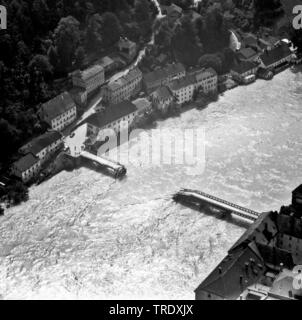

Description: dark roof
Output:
[13,154,39,172]
[230,211,273,252]
[260,44,292,67]
[152,86,173,101]
[85,100,137,128]
[143,63,185,88]
[73,65,104,80]
[242,34,258,46]
[22,131,63,155]
[195,244,265,299]
[41,92,75,120]
[292,184,302,195]
[238,47,258,60]
[231,61,258,74]
[169,75,195,91]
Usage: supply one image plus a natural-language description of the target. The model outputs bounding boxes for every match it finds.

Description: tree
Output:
[86,13,103,52]
[54,16,80,72]
[101,12,122,48]
[172,16,203,66]
[134,0,151,22]
[75,46,85,68]
[47,46,59,71]
[199,54,223,74]
[28,55,53,80]
[7,181,29,205]
[0,206,4,216]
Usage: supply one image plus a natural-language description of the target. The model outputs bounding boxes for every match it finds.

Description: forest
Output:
[0,0,301,184]
[0,0,158,173]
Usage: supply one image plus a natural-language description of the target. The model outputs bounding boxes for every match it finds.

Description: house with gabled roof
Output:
[39,92,77,132]
[19,131,64,165]
[85,100,139,138]
[259,43,293,71]
[71,64,105,96]
[11,154,41,183]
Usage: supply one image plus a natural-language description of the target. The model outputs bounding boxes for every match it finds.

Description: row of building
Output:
[230,41,294,84]
[11,131,64,183]
[81,64,218,144]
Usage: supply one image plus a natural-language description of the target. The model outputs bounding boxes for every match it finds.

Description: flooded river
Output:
[0,69,302,299]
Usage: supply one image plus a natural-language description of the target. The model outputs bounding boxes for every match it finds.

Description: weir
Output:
[173,189,260,222]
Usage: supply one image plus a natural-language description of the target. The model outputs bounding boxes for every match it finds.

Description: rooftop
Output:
[108,68,142,91]
[85,100,137,129]
[41,92,75,120]
[237,47,258,60]
[132,98,151,111]
[260,43,292,67]
[13,154,39,172]
[21,131,63,156]
[100,56,115,67]
[74,64,104,80]
[231,61,258,74]
[152,86,173,101]
[169,75,195,91]
[118,38,136,49]
[194,67,217,81]
[143,63,186,87]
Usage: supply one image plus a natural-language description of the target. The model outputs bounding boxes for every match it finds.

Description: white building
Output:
[39,92,77,132]
[11,154,41,183]
[19,131,64,165]
[85,100,139,139]
[71,64,105,96]
[193,67,218,94]
[102,68,142,104]
[168,75,195,105]
[143,63,186,94]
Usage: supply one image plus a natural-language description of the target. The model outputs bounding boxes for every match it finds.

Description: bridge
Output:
[173,189,260,222]
[80,151,127,179]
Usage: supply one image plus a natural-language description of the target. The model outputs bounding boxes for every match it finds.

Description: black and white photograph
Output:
[0,0,302,307]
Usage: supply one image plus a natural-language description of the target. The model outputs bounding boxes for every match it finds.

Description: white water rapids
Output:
[1,69,302,299]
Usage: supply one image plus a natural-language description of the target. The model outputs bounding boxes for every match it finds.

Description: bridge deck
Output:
[177,189,260,222]
[81,151,123,171]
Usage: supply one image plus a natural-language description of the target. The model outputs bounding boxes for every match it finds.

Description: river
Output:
[0,69,302,299]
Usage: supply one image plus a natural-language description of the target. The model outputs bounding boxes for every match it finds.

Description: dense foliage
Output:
[0,0,158,171]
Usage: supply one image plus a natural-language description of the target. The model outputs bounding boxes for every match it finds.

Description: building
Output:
[143,63,186,94]
[191,67,218,94]
[195,185,302,300]
[168,75,195,105]
[150,86,174,114]
[100,56,117,74]
[237,47,259,62]
[258,35,280,51]
[19,131,63,165]
[39,92,77,132]
[118,38,137,61]
[102,68,143,104]
[71,64,105,96]
[161,4,183,22]
[11,154,41,183]
[230,61,259,84]
[69,87,88,107]
[132,98,152,115]
[259,43,293,71]
[85,100,139,138]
